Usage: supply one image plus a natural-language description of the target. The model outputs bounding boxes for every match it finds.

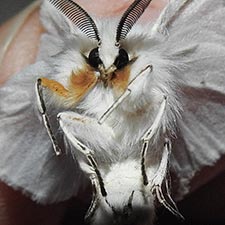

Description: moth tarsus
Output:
[128,64,153,86]
[150,138,170,189]
[164,178,184,220]
[153,184,184,219]
[85,179,99,222]
[150,140,183,219]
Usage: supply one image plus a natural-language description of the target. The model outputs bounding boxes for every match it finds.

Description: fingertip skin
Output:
[0,0,44,85]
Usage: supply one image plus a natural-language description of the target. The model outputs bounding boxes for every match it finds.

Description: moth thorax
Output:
[93,189,155,225]
[93,161,156,225]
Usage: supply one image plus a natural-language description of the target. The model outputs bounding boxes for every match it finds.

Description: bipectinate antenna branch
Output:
[116,0,153,43]
[48,0,101,43]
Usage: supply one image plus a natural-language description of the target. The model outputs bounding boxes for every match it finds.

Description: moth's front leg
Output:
[58,112,117,214]
[35,78,68,155]
[98,65,153,124]
[35,68,97,155]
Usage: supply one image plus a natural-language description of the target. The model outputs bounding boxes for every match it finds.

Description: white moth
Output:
[36,0,183,223]
[0,0,225,224]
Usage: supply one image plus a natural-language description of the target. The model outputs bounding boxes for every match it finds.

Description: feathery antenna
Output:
[48,0,101,42]
[116,0,153,43]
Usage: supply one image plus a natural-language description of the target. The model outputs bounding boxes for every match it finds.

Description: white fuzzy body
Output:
[0,0,225,224]
[39,1,182,222]
[41,1,181,223]
[93,160,156,225]
[35,0,225,223]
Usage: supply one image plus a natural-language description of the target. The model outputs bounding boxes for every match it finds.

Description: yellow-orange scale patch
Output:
[40,65,131,107]
[68,65,98,102]
[39,65,97,107]
[40,77,69,98]
[111,65,131,95]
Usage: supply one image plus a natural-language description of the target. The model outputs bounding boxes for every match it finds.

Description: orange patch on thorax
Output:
[40,77,69,97]
[69,65,98,101]
[111,65,131,95]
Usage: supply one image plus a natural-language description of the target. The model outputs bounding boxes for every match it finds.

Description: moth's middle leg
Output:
[57,111,118,154]
[141,95,167,185]
[58,112,113,210]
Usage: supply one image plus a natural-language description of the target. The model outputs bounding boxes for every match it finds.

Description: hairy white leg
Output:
[98,88,131,125]
[141,96,167,185]
[164,177,181,216]
[35,79,62,155]
[98,65,153,124]
[58,111,117,154]
[139,97,183,219]
[58,112,109,197]
[142,95,167,142]
[58,113,94,156]
[150,139,170,189]
[150,139,184,219]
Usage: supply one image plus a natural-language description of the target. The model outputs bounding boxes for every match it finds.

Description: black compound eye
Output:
[114,48,129,70]
[88,47,103,68]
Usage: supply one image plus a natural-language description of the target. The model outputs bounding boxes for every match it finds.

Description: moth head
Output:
[87,45,130,85]
[48,0,153,86]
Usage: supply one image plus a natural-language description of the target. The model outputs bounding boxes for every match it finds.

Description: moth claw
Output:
[152,184,184,220]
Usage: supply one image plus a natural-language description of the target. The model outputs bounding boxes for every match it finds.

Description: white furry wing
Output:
[0,61,86,203]
[154,0,225,198]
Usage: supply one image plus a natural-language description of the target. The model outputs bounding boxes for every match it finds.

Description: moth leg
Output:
[142,95,167,142]
[141,96,167,185]
[98,65,152,124]
[37,77,70,99]
[36,69,97,154]
[164,177,182,217]
[150,139,184,219]
[154,183,184,219]
[150,139,170,190]
[58,113,107,198]
[98,88,131,124]
[58,111,116,152]
[35,78,67,155]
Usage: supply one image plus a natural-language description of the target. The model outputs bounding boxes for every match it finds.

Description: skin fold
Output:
[0,1,224,224]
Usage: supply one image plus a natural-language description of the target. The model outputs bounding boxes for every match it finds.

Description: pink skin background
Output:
[0,0,225,224]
